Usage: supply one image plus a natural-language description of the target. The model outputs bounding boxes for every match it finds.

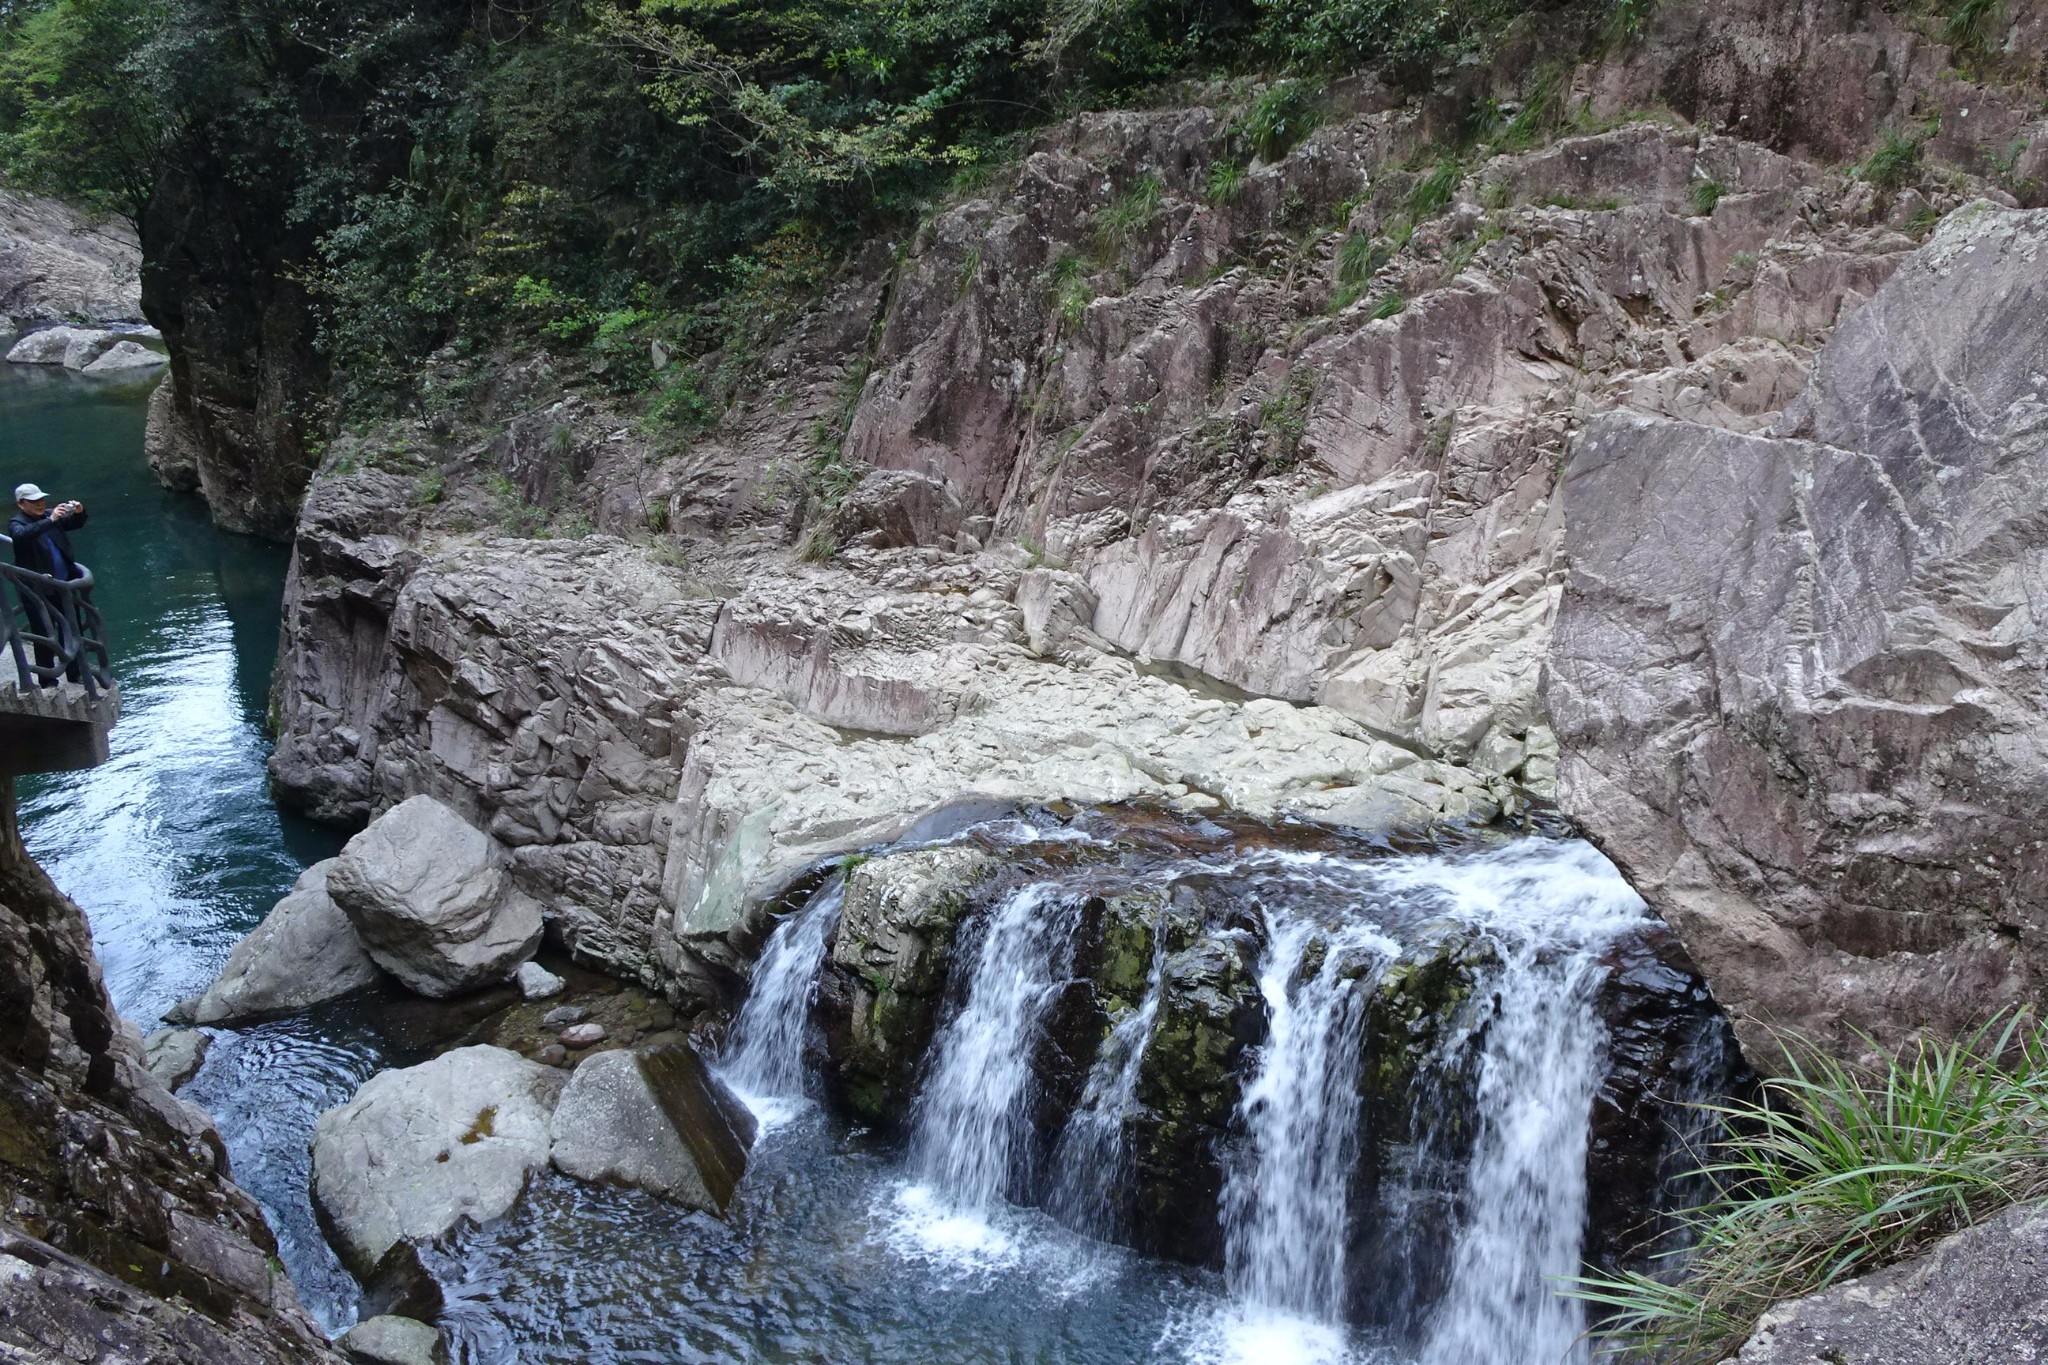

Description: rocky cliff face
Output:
[0,786,342,1363]
[1547,203,2048,1062]
[0,188,141,331]
[254,0,2046,1047]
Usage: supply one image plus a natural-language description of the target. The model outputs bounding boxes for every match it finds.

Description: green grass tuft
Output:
[1855,127,1926,191]
[1240,80,1319,163]
[1406,159,1462,219]
[1572,1012,2048,1364]
[1688,178,1726,216]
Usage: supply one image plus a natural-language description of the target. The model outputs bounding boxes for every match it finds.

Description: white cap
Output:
[13,483,46,503]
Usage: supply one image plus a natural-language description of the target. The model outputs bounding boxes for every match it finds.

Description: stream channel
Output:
[9,362,1734,1365]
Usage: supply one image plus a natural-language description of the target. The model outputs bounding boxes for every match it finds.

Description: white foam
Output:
[1174,1302,1368,1365]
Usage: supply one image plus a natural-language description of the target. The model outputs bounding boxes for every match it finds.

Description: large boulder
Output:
[309,1044,564,1273]
[142,1027,211,1091]
[4,324,120,368]
[169,859,383,1024]
[1547,204,2048,1063]
[329,796,543,998]
[816,846,997,1123]
[548,1043,756,1212]
[1734,1201,2048,1363]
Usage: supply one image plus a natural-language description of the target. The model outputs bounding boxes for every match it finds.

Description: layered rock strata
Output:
[1548,204,2048,1059]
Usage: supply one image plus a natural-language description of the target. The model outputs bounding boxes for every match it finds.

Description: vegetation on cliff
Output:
[0,0,1681,415]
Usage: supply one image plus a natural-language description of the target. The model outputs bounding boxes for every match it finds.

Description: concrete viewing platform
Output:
[0,678,120,777]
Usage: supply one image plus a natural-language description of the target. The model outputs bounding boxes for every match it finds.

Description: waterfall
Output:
[720,878,846,1115]
[908,883,1086,1213]
[1221,918,1400,1329]
[1389,841,1648,1365]
[1047,931,1167,1238]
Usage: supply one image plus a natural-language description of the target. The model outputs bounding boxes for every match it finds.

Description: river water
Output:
[7,362,1724,1364]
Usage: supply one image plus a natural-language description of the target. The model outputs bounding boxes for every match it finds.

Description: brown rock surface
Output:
[0,787,341,1362]
[1548,204,2048,1061]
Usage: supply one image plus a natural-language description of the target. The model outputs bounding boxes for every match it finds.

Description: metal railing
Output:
[0,534,113,700]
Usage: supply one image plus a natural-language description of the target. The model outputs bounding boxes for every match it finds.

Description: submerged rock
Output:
[515,961,565,1000]
[817,846,997,1124]
[310,1044,564,1273]
[329,796,543,998]
[170,859,383,1024]
[336,1315,446,1365]
[548,1043,756,1211]
[1734,1200,2048,1363]
[142,1027,211,1092]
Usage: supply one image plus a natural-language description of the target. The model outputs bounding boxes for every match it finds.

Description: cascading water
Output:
[1391,842,1651,1365]
[721,878,846,1116]
[1204,912,1400,1363]
[907,882,1084,1212]
[1048,930,1167,1238]
[688,819,1721,1365]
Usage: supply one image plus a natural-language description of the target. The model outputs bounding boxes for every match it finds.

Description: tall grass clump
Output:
[1573,1013,2048,1364]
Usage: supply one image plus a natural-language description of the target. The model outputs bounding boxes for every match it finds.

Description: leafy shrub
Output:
[1239,79,1318,162]
[1856,127,1926,190]
[1573,1014,2048,1364]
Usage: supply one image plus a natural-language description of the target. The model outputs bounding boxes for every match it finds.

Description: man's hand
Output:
[55,500,82,517]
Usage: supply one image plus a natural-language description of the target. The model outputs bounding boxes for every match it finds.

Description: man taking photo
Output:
[7,482,88,684]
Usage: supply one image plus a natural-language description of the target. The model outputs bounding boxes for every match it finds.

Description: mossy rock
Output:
[815,846,996,1127]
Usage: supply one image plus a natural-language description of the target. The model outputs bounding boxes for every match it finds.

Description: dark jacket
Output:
[7,506,87,581]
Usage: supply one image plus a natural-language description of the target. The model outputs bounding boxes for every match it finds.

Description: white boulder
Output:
[81,338,165,372]
[515,960,565,1000]
[310,1045,564,1273]
[169,859,383,1023]
[336,1314,445,1365]
[328,795,543,998]
[5,324,120,367]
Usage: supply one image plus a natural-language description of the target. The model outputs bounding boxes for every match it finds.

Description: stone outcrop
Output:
[0,790,341,1362]
[83,338,168,372]
[547,1042,755,1210]
[1734,1201,2048,1363]
[309,1044,565,1273]
[328,795,544,998]
[254,0,2045,1064]
[1548,204,2048,1061]
[336,1315,447,1365]
[144,1025,212,1090]
[0,189,142,332]
[816,847,998,1123]
[170,858,384,1024]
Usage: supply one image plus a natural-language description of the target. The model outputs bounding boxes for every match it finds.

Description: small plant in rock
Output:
[1406,159,1463,219]
[1855,127,1927,190]
[1051,254,1094,325]
[797,527,839,563]
[1239,79,1318,163]
[1572,1013,2048,1364]
[647,365,718,434]
[1094,173,1163,254]
[1369,293,1407,321]
[1940,0,2005,54]
[1688,178,1726,215]
[414,470,446,505]
[1205,159,1247,207]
